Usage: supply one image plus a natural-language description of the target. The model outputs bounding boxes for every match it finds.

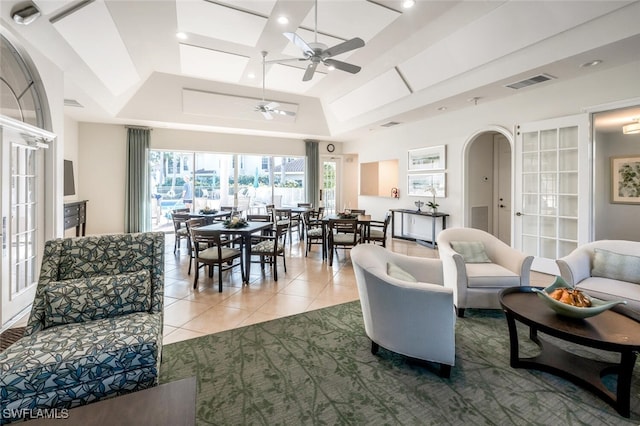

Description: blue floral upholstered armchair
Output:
[0,232,164,423]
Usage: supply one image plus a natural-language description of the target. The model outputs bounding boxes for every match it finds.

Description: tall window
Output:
[150,151,306,231]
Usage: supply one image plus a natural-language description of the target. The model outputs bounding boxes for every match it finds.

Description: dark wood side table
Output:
[26,377,196,425]
[389,209,449,248]
[499,287,640,418]
[63,200,88,236]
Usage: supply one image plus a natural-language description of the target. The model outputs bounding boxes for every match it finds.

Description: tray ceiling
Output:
[1,0,639,140]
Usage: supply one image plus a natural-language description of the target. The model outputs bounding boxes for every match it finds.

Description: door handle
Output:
[499,204,505,208]
[515,212,523,216]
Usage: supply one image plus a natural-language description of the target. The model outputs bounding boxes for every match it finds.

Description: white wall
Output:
[346,61,640,230]
[594,127,640,240]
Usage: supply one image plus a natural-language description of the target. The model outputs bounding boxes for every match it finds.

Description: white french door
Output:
[514,114,590,274]
[1,119,52,328]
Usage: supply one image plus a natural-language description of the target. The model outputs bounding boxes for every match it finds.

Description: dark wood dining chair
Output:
[171,212,190,253]
[249,222,288,281]
[302,211,323,257]
[367,212,391,247]
[190,228,244,292]
[185,217,207,274]
[328,218,360,266]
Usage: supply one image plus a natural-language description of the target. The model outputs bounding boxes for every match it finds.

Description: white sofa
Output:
[437,227,534,317]
[351,244,455,377]
[556,240,640,312]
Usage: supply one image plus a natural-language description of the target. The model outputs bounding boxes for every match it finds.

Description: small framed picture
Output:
[611,155,640,204]
[408,145,446,171]
[407,173,446,197]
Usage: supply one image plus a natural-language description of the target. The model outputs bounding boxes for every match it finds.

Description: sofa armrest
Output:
[556,248,591,286]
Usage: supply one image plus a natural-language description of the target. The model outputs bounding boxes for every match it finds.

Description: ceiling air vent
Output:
[64,99,83,108]
[381,121,401,128]
[505,74,555,90]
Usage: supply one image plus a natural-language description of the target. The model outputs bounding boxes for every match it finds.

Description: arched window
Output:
[0,33,48,128]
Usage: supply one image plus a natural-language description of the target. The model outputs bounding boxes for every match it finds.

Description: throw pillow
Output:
[592,248,640,284]
[44,269,151,328]
[450,241,492,263]
[387,262,417,282]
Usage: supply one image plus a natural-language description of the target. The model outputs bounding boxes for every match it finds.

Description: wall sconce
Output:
[623,119,640,135]
[11,2,41,25]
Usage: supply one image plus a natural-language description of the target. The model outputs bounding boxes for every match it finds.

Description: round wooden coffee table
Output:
[499,286,640,418]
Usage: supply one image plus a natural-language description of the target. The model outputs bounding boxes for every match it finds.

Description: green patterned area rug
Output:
[160,301,639,425]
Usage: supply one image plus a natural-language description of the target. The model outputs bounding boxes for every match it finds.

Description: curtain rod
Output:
[125,125,153,131]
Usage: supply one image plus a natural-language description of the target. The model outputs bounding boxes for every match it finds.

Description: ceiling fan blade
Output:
[324,59,361,74]
[274,109,296,117]
[261,110,273,120]
[264,101,280,110]
[265,57,306,64]
[283,32,314,56]
[303,62,318,81]
[323,37,365,58]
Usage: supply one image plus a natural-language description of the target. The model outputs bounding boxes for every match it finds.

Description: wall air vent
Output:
[64,99,84,107]
[381,121,401,127]
[505,74,555,90]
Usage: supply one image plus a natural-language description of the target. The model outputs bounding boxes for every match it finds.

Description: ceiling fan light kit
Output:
[255,51,296,120]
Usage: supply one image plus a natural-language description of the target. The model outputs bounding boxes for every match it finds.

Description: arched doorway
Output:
[462,126,514,245]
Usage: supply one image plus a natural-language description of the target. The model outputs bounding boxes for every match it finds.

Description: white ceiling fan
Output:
[270,0,365,82]
[255,51,296,120]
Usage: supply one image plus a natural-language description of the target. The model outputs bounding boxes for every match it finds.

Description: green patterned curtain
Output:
[305,139,319,208]
[125,127,150,233]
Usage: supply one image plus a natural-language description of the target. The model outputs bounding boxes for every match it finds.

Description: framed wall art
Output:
[407,173,446,197]
[408,145,446,171]
[611,155,640,204]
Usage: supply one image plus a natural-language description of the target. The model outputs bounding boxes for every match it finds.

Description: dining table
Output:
[187,211,231,224]
[198,221,274,284]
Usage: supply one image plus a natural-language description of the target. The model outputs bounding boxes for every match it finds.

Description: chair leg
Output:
[456,308,465,318]
[439,364,452,378]
[218,264,223,293]
[273,257,278,281]
[193,265,199,289]
[371,341,379,355]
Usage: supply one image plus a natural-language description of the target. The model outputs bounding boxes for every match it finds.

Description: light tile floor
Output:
[11,235,554,345]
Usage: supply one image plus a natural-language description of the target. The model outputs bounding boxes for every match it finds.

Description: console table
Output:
[63,200,87,236]
[390,209,449,248]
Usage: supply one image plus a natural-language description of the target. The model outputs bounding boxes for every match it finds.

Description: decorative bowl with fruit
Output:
[532,276,626,319]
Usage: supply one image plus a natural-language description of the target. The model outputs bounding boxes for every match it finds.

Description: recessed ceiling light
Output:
[437,106,447,111]
[402,0,415,9]
[176,32,188,40]
[327,65,336,71]
[580,59,602,68]
[277,16,289,25]
[247,72,256,79]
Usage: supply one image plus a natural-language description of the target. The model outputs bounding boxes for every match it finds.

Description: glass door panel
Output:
[515,114,589,274]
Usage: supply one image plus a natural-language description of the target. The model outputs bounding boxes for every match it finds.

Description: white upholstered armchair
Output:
[351,244,455,377]
[437,227,533,317]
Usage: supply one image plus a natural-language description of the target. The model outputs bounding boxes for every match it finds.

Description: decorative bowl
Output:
[337,213,357,219]
[223,218,249,229]
[199,208,218,214]
[532,276,626,319]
